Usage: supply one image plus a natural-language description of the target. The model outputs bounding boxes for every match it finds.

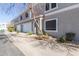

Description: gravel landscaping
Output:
[6,32,79,56]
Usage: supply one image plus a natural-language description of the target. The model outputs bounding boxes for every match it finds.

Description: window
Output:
[51,3,56,9]
[44,18,58,32]
[46,3,50,11]
[20,16,22,20]
[46,20,56,30]
[45,3,57,11]
[25,13,28,18]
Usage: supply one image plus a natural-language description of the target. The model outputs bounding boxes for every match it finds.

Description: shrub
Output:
[42,30,48,36]
[65,32,75,41]
[27,32,33,35]
[0,29,4,32]
[57,32,76,43]
[7,24,15,32]
[58,36,66,43]
[8,27,14,32]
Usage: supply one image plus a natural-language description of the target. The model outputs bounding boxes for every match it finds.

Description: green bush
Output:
[65,32,75,41]
[57,32,76,43]
[0,29,4,32]
[8,27,14,32]
[7,24,15,32]
[27,32,33,35]
[58,36,66,43]
[42,30,48,36]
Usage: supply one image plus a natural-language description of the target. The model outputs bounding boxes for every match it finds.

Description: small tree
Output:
[29,3,45,35]
[7,24,15,32]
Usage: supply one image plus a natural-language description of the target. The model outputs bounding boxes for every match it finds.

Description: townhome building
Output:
[12,3,79,40]
[11,4,33,33]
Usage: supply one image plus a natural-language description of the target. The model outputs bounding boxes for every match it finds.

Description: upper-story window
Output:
[46,3,50,11]
[20,16,22,20]
[45,3,57,11]
[25,13,28,18]
[51,3,56,9]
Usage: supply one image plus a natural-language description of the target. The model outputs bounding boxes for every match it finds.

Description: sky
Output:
[0,3,27,24]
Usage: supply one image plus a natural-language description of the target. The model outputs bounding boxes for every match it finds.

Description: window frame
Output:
[45,3,50,11]
[45,3,58,12]
[44,18,58,32]
[51,3,57,9]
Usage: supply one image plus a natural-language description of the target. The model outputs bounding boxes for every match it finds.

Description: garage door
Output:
[16,24,21,32]
[22,22,32,32]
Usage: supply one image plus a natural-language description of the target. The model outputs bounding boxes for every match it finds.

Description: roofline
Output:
[45,4,79,16]
[11,3,30,21]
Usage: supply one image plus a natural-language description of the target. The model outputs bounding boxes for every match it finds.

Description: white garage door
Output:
[22,22,32,32]
[16,24,21,32]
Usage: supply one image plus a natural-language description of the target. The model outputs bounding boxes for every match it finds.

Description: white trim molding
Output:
[45,4,79,16]
[44,18,58,32]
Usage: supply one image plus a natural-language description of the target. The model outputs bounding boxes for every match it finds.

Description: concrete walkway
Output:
[6,32,79,56]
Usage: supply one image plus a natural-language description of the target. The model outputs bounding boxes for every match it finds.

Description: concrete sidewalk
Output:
[6,32,79,56]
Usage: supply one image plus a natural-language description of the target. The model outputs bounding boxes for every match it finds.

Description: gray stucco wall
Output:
[44,3,77,14]
[43,7,79,40]
[31,3,77,17]
[12,3,77,25]
[12,3,79,40]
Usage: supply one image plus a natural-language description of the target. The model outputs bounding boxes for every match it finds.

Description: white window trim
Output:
[45,3,58,13]
[44,18,58,32]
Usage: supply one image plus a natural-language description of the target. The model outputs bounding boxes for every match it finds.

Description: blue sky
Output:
[0,3,27,23]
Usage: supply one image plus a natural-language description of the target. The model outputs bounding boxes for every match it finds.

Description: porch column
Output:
[39,17,43,33]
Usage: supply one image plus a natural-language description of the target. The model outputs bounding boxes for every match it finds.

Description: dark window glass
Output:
[25,13,28,18]
[46,3,49,11]
[46,20,56,30]
[51,3,56,9]
[20,16,22,20]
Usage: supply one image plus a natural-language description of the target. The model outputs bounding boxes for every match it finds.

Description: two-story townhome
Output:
[11,4,33,33]
[12,3,79,40]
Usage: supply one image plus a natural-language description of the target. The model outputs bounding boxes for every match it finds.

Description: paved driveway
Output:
[0,32,24,56]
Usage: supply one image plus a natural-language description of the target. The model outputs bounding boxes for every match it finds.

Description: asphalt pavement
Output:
[0,31,24,56]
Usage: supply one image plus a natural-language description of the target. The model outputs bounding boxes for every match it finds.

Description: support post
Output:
[39,17,43,34]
